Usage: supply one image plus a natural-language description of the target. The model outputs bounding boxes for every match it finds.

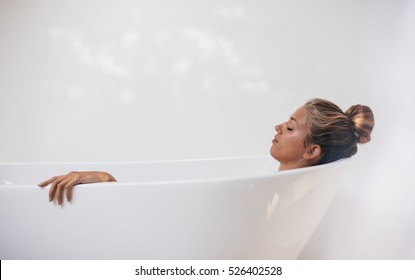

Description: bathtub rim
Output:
[0,156,352,188]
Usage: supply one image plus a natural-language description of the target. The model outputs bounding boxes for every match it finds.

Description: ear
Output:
[303,144,321,161]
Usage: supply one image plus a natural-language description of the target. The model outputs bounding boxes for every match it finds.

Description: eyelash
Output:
[287,127,293,131]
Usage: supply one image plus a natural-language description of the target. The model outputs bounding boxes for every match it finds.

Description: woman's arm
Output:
[38,171,116,205]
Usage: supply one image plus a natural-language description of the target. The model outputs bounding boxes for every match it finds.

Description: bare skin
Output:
[270,106,321,170]
[38,106,322,205]
[38,171,116,205]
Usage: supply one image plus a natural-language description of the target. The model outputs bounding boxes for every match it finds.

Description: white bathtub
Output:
[0,156,350,259]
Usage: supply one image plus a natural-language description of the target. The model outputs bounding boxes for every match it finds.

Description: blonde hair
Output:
[304,98,375,165]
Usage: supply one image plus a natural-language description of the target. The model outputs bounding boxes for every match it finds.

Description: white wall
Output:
[1,0,414,259]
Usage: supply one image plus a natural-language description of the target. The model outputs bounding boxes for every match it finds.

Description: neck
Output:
[278,160,308,171]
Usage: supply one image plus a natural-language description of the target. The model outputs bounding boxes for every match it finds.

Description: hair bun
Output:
[345,105,375,144]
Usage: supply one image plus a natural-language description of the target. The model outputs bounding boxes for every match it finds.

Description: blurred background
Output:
[1,0,414,259]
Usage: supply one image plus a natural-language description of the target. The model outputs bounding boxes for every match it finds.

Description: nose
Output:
[275,124,282,134]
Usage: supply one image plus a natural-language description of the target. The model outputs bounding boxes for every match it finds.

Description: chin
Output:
[269,147,280,162]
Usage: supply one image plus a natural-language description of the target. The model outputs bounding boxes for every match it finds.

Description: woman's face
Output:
[270,105,310,170]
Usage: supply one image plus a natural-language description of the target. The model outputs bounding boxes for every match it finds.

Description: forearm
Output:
[99,172,117,183]
[78,171,117,184]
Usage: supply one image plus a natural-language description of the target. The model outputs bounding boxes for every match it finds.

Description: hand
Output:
[38,171,116,205]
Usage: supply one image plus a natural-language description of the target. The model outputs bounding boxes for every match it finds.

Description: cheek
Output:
[285,132,303,145]
[284,133,307,154]
[270,131,306,156]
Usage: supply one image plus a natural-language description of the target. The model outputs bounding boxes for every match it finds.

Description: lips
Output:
[272,135,278,143]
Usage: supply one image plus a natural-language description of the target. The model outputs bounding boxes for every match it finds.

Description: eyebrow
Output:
[290,116,298,124]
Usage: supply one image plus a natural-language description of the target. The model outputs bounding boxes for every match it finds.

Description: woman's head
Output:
[270,98,375,170]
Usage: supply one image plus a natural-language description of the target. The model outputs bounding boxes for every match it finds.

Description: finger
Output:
[65,178,78,202]
[56,177,72,205]
[38,176,57,187]
[49,181,58,202]
[48,176,65,202]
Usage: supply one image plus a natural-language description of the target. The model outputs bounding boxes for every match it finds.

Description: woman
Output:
[271,98,374,170]
[39,98,374,204]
